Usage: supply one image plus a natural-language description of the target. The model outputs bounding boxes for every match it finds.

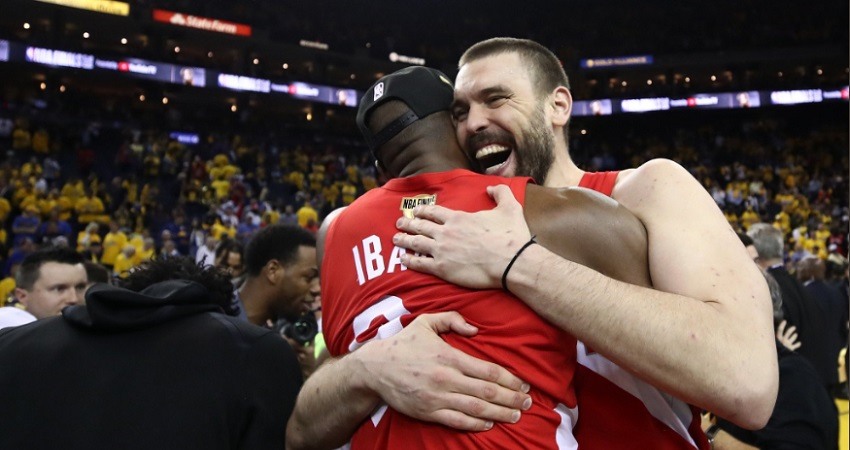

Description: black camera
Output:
[278,311,318,346]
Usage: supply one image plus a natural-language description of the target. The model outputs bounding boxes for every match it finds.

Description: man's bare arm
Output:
[395,160,778,429]
[285,312,532,449]
[285,209,532,449]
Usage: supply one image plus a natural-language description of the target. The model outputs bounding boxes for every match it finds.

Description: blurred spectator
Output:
[196,235,218,267]
[295,199,318,229]
[749,223,835,390]
[0,247,87,329]
[708,268,839,449]
[113,245,137,279]
[0,256,302,449]
[11,205,40,246]
[83,261,111,288]
[75,222,101,253]
[101,221,128,270]
[797,256,849,395]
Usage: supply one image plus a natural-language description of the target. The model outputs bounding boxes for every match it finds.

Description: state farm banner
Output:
[152,9,252,37]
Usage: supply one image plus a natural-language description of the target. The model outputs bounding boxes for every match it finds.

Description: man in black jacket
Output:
[0,256,302,450]
[749,223,834,389]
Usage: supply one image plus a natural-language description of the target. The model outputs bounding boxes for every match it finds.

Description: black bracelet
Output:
[705,424,721,449]
[501,235,537,292]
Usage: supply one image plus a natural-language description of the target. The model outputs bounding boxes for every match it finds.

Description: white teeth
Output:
[475,144,510,160]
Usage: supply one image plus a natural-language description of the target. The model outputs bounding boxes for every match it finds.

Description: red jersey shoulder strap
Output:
[578,171,619,197]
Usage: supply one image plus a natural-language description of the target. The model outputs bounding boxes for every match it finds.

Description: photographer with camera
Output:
[235,224,319,379]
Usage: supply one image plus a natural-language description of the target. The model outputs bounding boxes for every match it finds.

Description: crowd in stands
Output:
[0,98,847,309]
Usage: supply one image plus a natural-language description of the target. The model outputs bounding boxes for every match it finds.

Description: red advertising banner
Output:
[153,9,252,37]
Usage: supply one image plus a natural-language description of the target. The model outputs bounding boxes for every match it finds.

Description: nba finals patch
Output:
[400,194,437,218]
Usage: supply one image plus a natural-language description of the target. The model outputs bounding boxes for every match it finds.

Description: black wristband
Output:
[501,235,537,293]
[705,424,721,449]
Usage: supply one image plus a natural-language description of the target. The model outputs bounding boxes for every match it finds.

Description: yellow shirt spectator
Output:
[113,246,137,279]
[211,179,231,201]
[740,208,760,231]
[56,196,73,222]
[21,161,42,178]
[361,175,377,192]
[76,224,103,253]
[0,277,15,307]
[0,197,10,223]
[61,180,85,203]
[211,221,236,240]
[32,129,49,154]
[75,195,106,225]
[12,127,31,150]
[296,204,318,228]
[101,229,128,266]
[341,183,357,205]
[288,171,305,190]
[122,179,139,204]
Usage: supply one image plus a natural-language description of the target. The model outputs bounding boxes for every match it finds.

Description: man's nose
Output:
[464,104,491,135]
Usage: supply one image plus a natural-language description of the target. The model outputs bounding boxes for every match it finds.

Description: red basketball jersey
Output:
[322,169,578,449]
[576,171,709,450]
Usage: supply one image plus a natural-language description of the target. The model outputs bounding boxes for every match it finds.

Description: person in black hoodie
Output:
[0,256,302,450]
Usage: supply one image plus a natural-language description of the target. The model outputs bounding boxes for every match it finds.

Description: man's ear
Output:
[14,288,29,308]
[550,86,572,128]
[264,260,285,285]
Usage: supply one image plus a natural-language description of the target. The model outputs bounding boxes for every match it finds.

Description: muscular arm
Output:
[523,184,650,288]
[285,209,531,449]
[396,160,778,428]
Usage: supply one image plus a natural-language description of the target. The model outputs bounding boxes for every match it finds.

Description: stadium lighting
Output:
[174,46,180,53]
[162,96,169,105]
[83,32,90,39]
[253,58,259,65]
[777,71,783,77]
[710,75,717,81]
[350,74,356,80]
[230,104,237,112]
[366,42,371,48]
[208,51,214,58]
[646,79,652,85]
[684,77,691,83]
[621,81,627,87]
[816,68,823,75]
[306,112,313,121]
[23,22,31,30]
[282,63,289,69]
[39,82,46,90]
[59,85,66,92]
[139,94,146,101]
[120,38,127,45]
[581,129,587,135]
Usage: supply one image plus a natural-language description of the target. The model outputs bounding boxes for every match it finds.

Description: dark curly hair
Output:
[117,256,237,315]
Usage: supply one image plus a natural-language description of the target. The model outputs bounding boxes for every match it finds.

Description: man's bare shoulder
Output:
[611,159,700,211]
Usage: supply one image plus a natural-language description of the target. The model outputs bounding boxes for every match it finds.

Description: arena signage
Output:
[152,9,252,37]
[389,52,425,66]
[299,40,329,50]
[620,97,669,113]
[34,0,130,16]
[25,46,94,69]
[0,40,8,62]
[580,55,653,69]
[217,74,271,93]
[769,89,822,105]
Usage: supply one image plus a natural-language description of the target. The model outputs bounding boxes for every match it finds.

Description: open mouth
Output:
[475,144,512,174]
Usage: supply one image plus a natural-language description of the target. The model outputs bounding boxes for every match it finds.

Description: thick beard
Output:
[514,106,555,185]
